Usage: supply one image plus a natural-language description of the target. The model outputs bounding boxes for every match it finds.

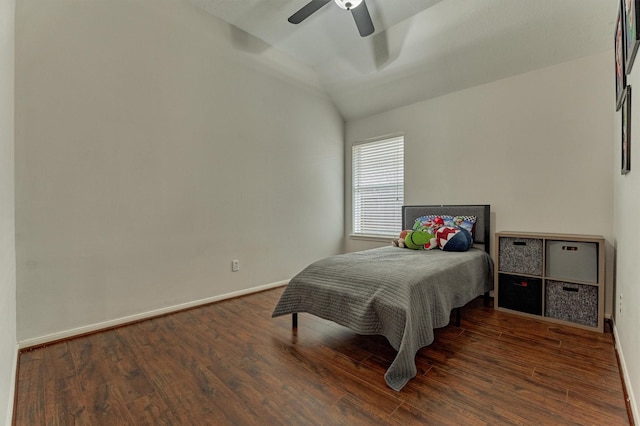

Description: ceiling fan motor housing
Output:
[288,0,374,37]
[334,0,363,10]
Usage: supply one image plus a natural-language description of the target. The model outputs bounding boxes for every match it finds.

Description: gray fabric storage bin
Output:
[498,237,543,276]
[545,240,598,283]
[545,280,598,327]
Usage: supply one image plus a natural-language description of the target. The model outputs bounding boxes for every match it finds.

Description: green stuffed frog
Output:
[403,228,436,250]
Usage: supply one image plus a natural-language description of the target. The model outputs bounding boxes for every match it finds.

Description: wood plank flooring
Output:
[13,287,632,425]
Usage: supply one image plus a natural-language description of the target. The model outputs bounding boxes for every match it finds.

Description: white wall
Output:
[614,26,640,423]
[15,0,344,343]
[345,52,615,316]
[0,0,17,422]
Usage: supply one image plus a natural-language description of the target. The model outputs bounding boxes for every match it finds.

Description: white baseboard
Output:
[5,343,17,426]
[612,318,638,425]
[18,280,288,349]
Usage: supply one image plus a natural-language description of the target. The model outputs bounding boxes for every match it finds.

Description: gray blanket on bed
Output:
[272,245,494,391]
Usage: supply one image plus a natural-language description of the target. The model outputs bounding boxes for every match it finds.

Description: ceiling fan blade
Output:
[351,0,374,37]
[288,0,332,24]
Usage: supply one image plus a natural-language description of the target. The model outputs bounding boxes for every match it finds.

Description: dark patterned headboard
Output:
[402,205,491,254]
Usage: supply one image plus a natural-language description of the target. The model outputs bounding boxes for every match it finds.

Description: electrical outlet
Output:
[232,260,239,272]
[619,294,623,314]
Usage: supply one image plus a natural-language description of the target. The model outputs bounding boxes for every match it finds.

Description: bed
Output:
[272,205,494,391]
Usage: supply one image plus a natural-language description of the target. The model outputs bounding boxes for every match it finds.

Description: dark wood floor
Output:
[14,287,631,425]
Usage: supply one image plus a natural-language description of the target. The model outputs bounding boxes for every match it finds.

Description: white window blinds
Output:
[352,135,404,236]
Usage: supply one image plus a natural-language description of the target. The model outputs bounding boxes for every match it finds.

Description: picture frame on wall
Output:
[622,86,632,175]
[624,0,640,73]
[616,7,627,111]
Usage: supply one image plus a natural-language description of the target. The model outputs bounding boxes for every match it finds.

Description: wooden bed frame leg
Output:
[455,308,461,327]
[484,291,490,307]
[292,313,298,329]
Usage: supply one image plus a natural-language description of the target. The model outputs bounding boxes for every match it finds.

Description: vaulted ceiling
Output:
[187,0,617,120]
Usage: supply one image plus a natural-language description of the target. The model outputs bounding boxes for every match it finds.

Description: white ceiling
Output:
[187,0,618,120]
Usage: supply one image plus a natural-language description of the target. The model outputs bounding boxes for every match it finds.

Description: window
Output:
[352,135,404,237]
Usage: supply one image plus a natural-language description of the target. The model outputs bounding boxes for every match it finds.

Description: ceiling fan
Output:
[288,0,375,37]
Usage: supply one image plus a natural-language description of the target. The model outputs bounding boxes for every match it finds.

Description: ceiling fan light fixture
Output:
[288,0,374,37]
[334,0,363,10]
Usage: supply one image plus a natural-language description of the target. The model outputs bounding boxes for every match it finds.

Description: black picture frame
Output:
[624,0,640,73]
[616,6,627,111]
[622,86,632,175]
